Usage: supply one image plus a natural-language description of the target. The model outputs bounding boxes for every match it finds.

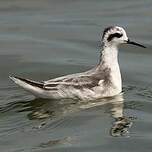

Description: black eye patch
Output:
[107,33,123,42]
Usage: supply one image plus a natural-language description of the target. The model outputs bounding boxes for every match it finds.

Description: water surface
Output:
[0,0,152,152]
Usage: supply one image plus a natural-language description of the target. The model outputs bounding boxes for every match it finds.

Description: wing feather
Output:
[43,67,110,90]
[44,75,101,90]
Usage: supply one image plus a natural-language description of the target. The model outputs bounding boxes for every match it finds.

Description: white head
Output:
[102,26,146,48]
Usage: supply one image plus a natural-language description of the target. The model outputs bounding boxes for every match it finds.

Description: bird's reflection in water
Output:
[0,94,133,137]
[108,95,133,137]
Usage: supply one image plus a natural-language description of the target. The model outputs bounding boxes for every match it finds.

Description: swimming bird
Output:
[9,26,146,100]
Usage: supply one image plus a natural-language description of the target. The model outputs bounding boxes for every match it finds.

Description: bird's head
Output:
[102,26,146,48]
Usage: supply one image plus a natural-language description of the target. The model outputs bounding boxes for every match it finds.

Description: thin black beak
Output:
[127,39,146,48]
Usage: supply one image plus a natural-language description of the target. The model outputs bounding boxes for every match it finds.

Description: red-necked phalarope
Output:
[9,26,146,100]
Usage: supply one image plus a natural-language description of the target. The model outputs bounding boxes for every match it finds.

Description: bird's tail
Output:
[9,76,46,98]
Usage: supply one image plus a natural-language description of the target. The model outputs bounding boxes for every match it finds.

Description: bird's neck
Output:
[99,45,119,68]
[97,45,122,93]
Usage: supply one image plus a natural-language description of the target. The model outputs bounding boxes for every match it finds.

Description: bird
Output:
[9,26,146,100]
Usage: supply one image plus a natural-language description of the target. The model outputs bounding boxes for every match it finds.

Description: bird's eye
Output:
[107,33,123,42]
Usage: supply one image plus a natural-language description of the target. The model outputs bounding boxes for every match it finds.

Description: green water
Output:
[0,0,152,151]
